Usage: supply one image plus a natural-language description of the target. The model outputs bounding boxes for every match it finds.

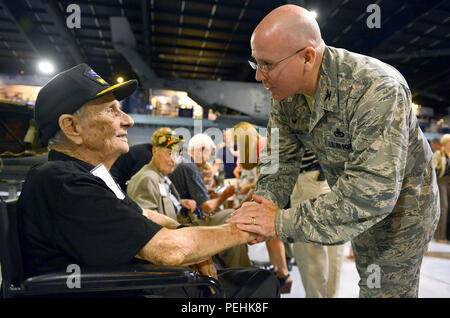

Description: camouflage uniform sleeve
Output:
[276,79,412,245]
[254,100,304,208]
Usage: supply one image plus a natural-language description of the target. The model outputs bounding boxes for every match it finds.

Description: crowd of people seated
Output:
[124,128,252,269]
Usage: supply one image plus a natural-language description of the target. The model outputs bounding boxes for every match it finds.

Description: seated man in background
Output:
[170,134,236,213]
[16,64,279,298]
[110,143,153,191]
[168,133,252,268]
[126,127,197,224]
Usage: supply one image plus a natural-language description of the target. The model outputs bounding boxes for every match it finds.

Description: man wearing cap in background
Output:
[16,63,279,298]
[127,127,196,223]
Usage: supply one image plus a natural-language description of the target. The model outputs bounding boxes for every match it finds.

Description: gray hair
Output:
[440,134,450,146]
[188,133,216,152]
[47,106,88,149]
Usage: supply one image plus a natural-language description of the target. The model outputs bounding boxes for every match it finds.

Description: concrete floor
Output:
[248,240,450,298]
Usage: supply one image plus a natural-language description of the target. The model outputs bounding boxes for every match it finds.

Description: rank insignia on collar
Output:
[334,128,345,138]
[325,89,331,101]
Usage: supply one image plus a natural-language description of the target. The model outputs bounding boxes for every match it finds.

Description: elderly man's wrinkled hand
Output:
[226,194,280,240]
[190,258,218,295]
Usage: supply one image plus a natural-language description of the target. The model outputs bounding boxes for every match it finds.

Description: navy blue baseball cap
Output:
[34,63,138,145]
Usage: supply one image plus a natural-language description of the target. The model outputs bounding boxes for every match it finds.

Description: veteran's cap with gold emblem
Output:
[34,63,138,145]
[155,133,185,152]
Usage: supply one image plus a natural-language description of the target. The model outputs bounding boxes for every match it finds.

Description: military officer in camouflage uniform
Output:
[227,5,439,297]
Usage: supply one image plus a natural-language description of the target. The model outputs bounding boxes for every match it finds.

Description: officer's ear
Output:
[58,114,83,145]
[303,47,316,71]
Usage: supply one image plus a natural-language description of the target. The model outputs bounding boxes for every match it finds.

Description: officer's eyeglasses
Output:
[248,47,306,74]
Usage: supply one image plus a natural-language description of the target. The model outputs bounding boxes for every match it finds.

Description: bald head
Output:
[250,5,325,99]
[252,5,323,52]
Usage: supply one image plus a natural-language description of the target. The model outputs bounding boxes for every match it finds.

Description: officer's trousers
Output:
[352,204,436,297]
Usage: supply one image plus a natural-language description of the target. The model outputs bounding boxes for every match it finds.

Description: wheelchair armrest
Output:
[18,263,221,296]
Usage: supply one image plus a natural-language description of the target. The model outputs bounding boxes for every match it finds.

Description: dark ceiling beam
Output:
[0,55,38,62]
[148,21,252,37]
[0,42,34,50]
[0,0,42,59]
[286,0,306,5]
[359,0,446,55]
[377,48,450,60]
[312,0,347,29]
[0,36,25,42]
[411,89,446,102]
[403,30,450,42]
[419,18,450,28]
[84,53,123,61]
[28,5,259,27]
[154,69,226,80]
[0,0,72,70]
[150,8,258,26]
[157,53,247,65]
[151,32,249,47]
[141,0,151,64]
[151,42,248,55]
[151,65,235,76]
[171,0,267,13]
[67,0,261,13]
[60,0,140,10]
[153,60,235,71]
[18,8,143,31]
[0,50,36,57]
[41,0,84,65]
[152,43,248,55]
[0,27,21,33]
[414,67,450,91]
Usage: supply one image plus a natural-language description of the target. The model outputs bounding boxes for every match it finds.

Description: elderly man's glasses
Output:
[248,47,306,73]
[169,149,183,161]
[160,148,182,161]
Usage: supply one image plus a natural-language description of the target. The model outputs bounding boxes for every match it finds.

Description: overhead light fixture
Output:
[116,76,124,83]
[309,10,318,19]
[38,60,55,74]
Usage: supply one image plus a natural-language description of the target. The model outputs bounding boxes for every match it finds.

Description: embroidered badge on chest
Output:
[327,128,351,151]
[334,128,345,138]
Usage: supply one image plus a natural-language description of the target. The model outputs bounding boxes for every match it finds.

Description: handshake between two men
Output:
[226,194,281,244]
